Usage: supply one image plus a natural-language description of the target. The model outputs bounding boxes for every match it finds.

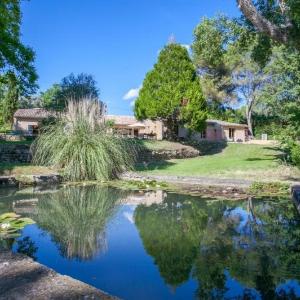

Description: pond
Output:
[0,185,300,299]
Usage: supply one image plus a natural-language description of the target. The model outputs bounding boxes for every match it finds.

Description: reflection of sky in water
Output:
[276,280,300,298]
[225,207,263,234]
[13,205,198,300]
[223,270,261,299]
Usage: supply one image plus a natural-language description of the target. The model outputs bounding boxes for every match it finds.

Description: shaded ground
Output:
[0,163,56,176]
[136,143,300,182]
[0,252,118,300]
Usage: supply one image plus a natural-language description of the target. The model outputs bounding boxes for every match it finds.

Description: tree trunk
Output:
[246,105,253,137]
[237,0,290,45]
[164,117,179,141]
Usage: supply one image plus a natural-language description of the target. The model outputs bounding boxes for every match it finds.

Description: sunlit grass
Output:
[137,143,300,181]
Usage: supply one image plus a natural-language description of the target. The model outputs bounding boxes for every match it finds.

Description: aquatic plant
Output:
[0,212,34,238]
[32,99,137,181]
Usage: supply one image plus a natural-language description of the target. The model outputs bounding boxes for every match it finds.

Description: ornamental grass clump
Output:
[32,99,137,181]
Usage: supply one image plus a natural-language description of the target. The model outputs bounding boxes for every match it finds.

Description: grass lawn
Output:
[136,143,300,182]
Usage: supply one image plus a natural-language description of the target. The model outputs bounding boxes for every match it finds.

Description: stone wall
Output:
[0,144,31,163]
[137,147,200,162]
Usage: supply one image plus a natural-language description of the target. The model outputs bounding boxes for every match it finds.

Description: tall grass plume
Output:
[32,99,137,181]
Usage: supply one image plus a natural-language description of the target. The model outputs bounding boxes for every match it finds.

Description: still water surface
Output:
[1,186,300,300]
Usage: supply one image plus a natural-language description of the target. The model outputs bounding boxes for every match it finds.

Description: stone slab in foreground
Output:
[0,252,118,300]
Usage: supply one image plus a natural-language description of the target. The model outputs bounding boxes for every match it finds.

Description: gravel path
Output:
[122,172,254,188]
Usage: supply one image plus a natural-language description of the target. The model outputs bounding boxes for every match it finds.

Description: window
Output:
[229,128,235,139]
[200,130,206,139]
[28,125,33,135]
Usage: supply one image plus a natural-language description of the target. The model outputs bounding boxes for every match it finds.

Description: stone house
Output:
[104,115,164,140]
[179,119,249,142]
[13,108,55,135]
[13,109,248,142]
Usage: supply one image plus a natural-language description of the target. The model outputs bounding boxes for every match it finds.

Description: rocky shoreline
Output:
[0,174,62,188]
[0,252,118,300]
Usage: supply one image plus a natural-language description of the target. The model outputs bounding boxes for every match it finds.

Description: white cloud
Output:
[123,86,141,100]
[130,100,136,107]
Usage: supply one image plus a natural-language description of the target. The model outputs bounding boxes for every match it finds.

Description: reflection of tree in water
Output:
[134,194,300,299]
[36,186,122,261]
[16,236,38,260]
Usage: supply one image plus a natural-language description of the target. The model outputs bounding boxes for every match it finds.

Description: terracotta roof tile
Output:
[207,119,248,128]
[104,115,137,125]
[14,108,54,119]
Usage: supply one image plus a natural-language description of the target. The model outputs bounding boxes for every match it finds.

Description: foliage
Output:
[135,194,208,286]
[0,0,38,95]
[291,143,300,168]
[238,0,300,51]
[0,212,34,239]
[249,181,290,196]
[135,193,300,297]
[192,15,266,134]
[112,179,169,191]
[180,83,207,132]
[32,99,137,181]
[230,52,266,135]
[35,186,121,260]
[0,72,19,125]
[18,96,41,109]
[192,16,238,117]
[258,46,300,136]
[134,43,207,138]
[40,84,62,109]
[40,74,100,110]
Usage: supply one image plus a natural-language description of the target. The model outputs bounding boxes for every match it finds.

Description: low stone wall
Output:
[0,174,62,188]
[0,134,26,142]
[137,147,200,162]
[0,144,31,163]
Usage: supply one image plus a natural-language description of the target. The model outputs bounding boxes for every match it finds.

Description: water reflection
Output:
[134,193,300,299]
[34,186,122,261]
[3,186,300,299]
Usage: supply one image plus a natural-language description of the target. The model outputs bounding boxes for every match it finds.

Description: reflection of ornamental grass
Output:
[36,186,121,261]
[32,99,137,181]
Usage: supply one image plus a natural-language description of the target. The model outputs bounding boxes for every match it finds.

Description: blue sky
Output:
[21,0,240,115]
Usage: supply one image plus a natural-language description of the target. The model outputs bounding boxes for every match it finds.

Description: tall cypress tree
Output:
[134,43,207,139]
[2,72,19,125]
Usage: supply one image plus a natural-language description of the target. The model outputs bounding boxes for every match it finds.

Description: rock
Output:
[0,251,118,300]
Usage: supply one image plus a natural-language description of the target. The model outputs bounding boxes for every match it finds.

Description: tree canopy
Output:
[134,43,207,138]
[40,73,100,110]
[237,0,300,48]
[0,0,37,95]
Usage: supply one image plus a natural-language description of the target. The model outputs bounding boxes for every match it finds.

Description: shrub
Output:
[249,182,290,195]
[32,99,137,181]
[291,143,300,168]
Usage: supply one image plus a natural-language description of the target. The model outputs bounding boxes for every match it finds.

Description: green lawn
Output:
[137,143,300,182]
